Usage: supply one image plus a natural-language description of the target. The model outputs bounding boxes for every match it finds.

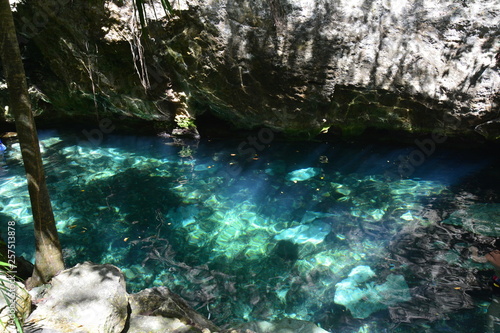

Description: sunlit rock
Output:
[400,211,414,221]
[26,262,128,333]
[274,220,331,245]
[368,208,385,221]
[286,167,321,182]
[334,265,411,319]
[128,316,201,333]
[302,249,357,276]
[335,186,351,196]
[39,136,63,148]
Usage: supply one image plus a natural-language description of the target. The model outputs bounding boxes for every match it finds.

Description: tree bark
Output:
[0,0,64,287]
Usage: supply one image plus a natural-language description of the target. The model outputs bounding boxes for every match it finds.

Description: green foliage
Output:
[175,114,195,129]
[0,262,24,333]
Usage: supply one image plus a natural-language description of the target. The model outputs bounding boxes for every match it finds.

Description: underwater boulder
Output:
[286,167,321,182]
[274,220,331,245]
[334,265,411,319]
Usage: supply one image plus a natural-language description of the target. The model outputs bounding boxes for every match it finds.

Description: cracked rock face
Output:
[168,0,499,138]
[5,0,500,140]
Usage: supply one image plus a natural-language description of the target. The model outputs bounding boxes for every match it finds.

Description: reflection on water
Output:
[1,130,499,332]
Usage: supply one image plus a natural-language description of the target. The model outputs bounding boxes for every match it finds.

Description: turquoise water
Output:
[1,129,499,332]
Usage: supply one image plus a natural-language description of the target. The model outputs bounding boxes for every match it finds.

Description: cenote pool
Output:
[1,129,500,332]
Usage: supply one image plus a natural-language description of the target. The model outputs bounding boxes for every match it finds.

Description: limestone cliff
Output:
[1,0,499,140]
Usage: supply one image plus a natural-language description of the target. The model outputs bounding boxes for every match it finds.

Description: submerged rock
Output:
[23,264,219,333]
[286,168,321,182]
[129,287,219,332]
[334,265,411,319]
[274,220,331,245]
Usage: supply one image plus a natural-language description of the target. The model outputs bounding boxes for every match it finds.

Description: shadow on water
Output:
[55,168,184,266]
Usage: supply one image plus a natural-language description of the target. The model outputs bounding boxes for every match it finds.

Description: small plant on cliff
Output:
[175,114,195,129]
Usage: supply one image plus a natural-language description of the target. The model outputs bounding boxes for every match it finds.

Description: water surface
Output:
[1,130,499,332]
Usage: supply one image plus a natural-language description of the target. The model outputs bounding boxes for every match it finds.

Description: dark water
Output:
[1,129,499,332]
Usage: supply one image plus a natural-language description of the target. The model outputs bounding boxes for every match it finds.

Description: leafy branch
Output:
[0,262,24,333]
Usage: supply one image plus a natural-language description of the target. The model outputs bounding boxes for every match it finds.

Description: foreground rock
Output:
[25,262,128,333]
[20,262,331,333]
[23,263,220,333]
[333,265,411,319]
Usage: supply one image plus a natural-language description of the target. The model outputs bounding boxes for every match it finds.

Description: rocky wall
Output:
[1,0,499,140]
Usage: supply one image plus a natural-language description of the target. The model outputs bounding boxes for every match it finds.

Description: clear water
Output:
[1,129,499,332]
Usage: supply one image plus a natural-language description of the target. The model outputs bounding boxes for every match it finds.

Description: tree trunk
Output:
[0,0,64,288]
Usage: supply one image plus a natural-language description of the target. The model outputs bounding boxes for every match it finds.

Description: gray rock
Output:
[230,318,329,333]
[184,0,500,139]
[129,287,219,332]
[25,262,128,333]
